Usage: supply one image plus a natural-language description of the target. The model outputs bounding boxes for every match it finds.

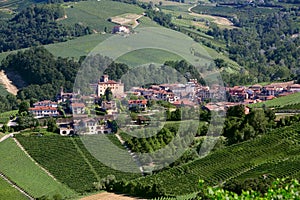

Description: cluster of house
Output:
[27,75,300,135]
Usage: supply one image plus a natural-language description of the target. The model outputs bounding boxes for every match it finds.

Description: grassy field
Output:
[91,26,213,68]
[60,0,144,32]
[0,110,17,125]
[249,92,300,109]
[0,177,28,200]
[117,48,184,67]
[126,122,300,196]
[0,33,110,62]
[0,138,76,199]
[0,0,40,10]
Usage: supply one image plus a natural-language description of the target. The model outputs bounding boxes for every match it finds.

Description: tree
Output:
[246,109,268,134]
[104,87,113,102]
[108,120,118,133]
[18,101,30,115]
[227,104,246,118]
[47,118,58,133]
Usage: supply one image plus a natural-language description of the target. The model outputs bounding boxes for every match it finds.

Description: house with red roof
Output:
[128,99,147,111]
[71,103,85,115]
[29,106,59,118]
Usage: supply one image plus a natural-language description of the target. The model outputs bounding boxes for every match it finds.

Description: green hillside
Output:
[123,122,300,196]
[249,92,300,109]
[60,0,144,32]
[16,134,141,194]
[0,178,27,200]
[0,138,76,199]
[116,48,184,67]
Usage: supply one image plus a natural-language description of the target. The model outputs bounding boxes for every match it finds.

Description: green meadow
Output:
[117,48,184,67]
[60,0,144,32]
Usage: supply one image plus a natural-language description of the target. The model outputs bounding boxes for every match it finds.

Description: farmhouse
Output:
[70,103,85,115]
[97,75,124,98]
[128,99,147,111]
[29,107,59,118]
[29,100,59,117]
[33,100,57,108]
[112,25,130,34]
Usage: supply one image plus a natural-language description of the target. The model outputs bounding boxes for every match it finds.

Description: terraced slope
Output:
[126,122,300,196]
[0,138,76,199]
[16,135,141,194]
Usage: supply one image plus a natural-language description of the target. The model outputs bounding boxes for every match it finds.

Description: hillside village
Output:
[21,74,300,137]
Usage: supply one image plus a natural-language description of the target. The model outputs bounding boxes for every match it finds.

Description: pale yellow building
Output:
[97,75,124,98]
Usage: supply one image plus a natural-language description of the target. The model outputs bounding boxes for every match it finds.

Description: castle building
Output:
[97,75,124,98]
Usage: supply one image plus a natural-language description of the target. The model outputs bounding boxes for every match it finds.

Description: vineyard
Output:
[249,92,300,109]
[122,122,300,196]
[16,134,140,194]
[0,138,75,198]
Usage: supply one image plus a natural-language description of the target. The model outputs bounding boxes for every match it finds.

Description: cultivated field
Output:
[16,135,141,193]
[127,123,300,195]
[0,138,76,198]
[0,177,27,200]
[249,92,300,109]
[117,48,183,67]
[60,0,144,32]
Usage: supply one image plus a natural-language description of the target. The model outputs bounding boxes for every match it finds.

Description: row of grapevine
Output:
[123,122,300,196]
[16,134,140,194]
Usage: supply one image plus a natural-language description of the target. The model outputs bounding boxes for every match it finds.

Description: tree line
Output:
[0,4,91,52]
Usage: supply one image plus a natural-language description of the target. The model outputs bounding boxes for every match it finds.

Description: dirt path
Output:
[0,132,14,143]
[188,4,234,27]
[81,192,144,200]
[56,14,68,21]
[115,133,144,173]
[0,70,18,95]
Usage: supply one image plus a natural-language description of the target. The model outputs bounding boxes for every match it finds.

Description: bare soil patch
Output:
[110,13,143,28]
[0,70,18,95]
[191,21,209,29]
[81,192,144,200]
[189,12,234,26]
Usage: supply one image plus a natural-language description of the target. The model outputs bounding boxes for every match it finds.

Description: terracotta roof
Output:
[99,80,119,84]
[289,84,300,88]
[71,103,85,108]
[29,107,58,111]
[128,100,147,105]
[172,99,195,106]
[250,84,262,88]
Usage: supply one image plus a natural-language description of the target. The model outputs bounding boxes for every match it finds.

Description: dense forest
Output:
[0,4,91,52]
